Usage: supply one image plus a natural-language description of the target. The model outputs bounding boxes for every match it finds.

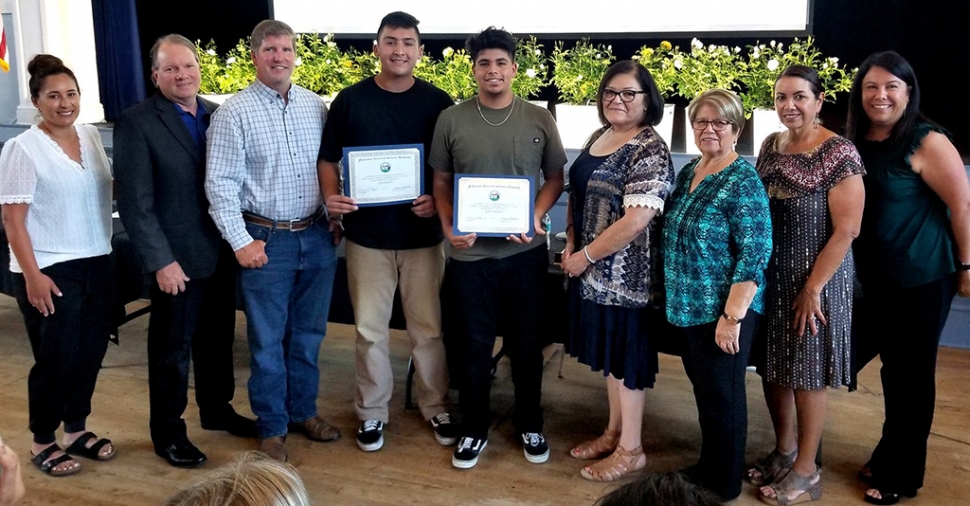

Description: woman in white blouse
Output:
[0,55,115,477]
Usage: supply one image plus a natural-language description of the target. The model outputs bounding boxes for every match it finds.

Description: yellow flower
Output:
[342,60,353,68]
[660,41,672,51]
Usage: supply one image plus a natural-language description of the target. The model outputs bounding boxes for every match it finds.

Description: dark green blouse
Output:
[854,122,957,288]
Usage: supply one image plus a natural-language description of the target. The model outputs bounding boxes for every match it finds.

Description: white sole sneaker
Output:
[357,435,384,452]
[452,441,487,469]
[524,447,550,464]
[434,433,457,446]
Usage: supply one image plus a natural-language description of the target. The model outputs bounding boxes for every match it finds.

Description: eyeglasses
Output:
[691,119,734,131]
[602,89,647,103]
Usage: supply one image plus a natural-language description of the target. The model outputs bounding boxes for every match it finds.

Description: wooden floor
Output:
[0,295,968,506]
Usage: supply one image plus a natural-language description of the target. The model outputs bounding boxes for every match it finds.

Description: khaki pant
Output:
[346,240,450,422]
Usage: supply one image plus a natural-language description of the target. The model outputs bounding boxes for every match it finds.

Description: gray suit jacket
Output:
[114,92,224,279]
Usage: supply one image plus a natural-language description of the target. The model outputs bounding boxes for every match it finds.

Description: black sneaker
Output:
[521,432,549,464]
[452,437,487,469]
[430,413,457,446]
[356,419,384,452]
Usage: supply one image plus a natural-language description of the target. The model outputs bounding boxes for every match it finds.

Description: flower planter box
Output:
[751,108,785,156]
[555,104,601,151]
[654,103,676,149]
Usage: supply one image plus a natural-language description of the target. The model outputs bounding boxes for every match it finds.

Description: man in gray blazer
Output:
[114,34,255,468]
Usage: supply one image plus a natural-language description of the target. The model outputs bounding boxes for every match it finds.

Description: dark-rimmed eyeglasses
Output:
[691,119,734,131]
[602,89,647,103]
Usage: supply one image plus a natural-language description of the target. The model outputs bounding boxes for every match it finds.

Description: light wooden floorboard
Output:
[0,294,968,505]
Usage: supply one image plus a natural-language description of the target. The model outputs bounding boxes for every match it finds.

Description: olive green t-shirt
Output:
[429,96,567,261]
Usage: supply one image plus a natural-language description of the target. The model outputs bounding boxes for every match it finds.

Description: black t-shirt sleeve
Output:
[318,92,348,163]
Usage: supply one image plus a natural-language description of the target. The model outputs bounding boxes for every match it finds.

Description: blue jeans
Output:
[240,221,336,438]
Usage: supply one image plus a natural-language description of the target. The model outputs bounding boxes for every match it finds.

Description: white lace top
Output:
[0,124,112,273]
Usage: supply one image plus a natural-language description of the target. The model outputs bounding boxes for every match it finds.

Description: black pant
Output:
[680,312,760,501]
[13,256,114,445]
[854,274,956,492]
[148,250,238,447]
[451,245,547,439]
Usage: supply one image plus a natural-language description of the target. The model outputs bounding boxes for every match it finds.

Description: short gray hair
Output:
[687,89,746,134]
[251,20,296,53]
[150,34,199,71]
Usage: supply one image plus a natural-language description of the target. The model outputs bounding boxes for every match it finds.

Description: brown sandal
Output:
[580,444,646,482]
[758,467,822,505]
[569,429,620,460]
[746,448,798,486]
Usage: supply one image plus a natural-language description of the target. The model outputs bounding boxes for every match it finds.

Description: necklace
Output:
[476,97,514,127]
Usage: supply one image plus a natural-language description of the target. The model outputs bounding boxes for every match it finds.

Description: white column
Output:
[12,0,104,125]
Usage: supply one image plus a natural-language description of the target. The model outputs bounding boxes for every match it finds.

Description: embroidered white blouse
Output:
[0,124,112,273]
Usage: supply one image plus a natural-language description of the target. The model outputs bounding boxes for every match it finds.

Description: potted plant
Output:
[196,39,255,101]
[739,37,856,154]
[672,39,742,153]
[633,41,679,147]
[512,36,550,106]
[550,39,615,149]
[429,47,478,102]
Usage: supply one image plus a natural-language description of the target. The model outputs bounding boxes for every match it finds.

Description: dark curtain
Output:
[91,0,145,121]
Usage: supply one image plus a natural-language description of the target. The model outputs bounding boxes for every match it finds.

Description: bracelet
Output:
[721,312,743,325]
[959,262,970,271]
[583,246,594,264]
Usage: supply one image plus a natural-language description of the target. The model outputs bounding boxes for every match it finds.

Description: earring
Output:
[813,116,820,129]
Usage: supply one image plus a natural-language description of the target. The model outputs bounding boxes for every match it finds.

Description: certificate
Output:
[342,144,424,206]
[453,175,534,237]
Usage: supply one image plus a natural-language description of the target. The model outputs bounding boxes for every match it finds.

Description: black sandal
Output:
[863,483,917,505]
[65,432,116,461]
[31,444,81,477]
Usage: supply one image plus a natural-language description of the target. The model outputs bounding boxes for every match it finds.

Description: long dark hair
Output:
[583,60,665,148]
[846,51,926,143]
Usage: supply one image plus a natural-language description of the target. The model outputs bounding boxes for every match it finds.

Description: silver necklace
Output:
[476,97,514,127]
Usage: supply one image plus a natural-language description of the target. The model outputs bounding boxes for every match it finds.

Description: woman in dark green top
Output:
[846,51,970,505]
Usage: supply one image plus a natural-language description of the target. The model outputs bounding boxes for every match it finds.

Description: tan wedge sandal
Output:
[580,444,646,482]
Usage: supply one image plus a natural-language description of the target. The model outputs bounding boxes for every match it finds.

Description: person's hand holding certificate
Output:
[342,144,424,206]
[453,175,535,237]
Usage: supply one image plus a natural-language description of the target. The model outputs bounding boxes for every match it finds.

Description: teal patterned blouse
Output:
[663,156,773,327]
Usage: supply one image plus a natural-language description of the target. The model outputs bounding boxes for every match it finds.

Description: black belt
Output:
[242,209,325,232]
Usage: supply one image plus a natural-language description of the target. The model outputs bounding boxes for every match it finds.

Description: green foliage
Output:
[738,37,857,116]
[671,39,742,101]
[550,40,615,105]
[632,40,677,100]
[196,39,254,94]
[429,47,477,101]
[512,36,550,100]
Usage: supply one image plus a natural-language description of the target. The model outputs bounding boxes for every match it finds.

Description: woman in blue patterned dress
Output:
[562,60,674,482]
[662,89,773,500]
[749,65,865,505]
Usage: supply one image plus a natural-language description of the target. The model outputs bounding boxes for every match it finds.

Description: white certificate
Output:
[342,144,424,206]
[453,175,535,237]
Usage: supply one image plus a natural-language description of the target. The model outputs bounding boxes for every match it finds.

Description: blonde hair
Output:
[163,452,310,506]
[687,88,746,135]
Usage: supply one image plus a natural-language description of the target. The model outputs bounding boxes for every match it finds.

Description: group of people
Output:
[0,9,968,506]
[561,48,968,506]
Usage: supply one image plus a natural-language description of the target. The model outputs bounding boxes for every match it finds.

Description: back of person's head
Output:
[27,54,79,100]
[465,27,517,62]
[162,452,310,506]
[594,472,725,506]
[377,11,421,42]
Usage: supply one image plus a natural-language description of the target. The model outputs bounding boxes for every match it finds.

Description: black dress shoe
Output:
[155,440,207,468]
[201,410,258,439]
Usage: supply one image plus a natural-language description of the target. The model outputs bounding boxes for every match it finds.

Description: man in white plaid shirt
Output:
[205,19,340,462]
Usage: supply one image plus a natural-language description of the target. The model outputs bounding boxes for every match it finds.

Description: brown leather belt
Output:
[242,210,325,232]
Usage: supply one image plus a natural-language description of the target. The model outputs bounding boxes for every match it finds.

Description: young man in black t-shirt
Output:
[317,11,456,453]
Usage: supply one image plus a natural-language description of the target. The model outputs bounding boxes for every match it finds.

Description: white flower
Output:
[226,56,236,65]
[734,46,742,53]
[325,59,331,64]
[535,49,542,56]
[607,45,612,51]
[708,44,716,52]
[752,48,761,59]
[595,53,602,59]
[767,59,779,71]
[443,47,454,58]
[830,57,839,63]
[673,58,683,70]
[295,57,303,66]
[691,38,703,49]
[777,43,784,51]
[207,49,217,56]
[526,68,536,78]
[822,62,829,69]
[576,75,584,81]
[770,40,776,47]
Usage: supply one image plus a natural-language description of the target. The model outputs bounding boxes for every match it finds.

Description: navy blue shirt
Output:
[174,97,210,150]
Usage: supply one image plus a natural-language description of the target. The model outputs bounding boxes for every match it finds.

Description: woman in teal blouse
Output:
[847,51,970,506]
[663,89,772,500]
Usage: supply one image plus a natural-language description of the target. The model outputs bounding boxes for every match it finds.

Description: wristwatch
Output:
[958,261,970,271]
[721,312,743,325]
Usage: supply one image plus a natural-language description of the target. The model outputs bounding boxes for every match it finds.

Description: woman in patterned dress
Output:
[749,65,865,505]
[847,51,970,506]
[562,60,674,482]
[663,89,773,500]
